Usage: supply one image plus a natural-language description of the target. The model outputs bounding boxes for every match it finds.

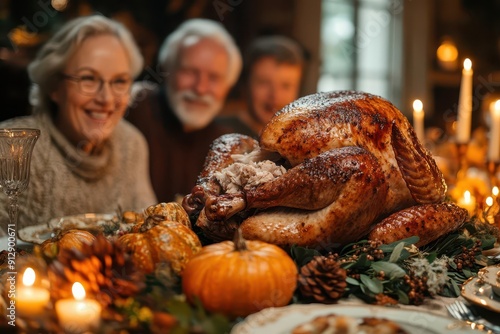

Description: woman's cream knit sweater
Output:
[0,113,157,236]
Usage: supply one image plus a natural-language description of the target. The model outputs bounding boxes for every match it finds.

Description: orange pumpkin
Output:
[118,203,201,275]
[41,229,96,257]
[182,230,298,318]
[144,202,191,229]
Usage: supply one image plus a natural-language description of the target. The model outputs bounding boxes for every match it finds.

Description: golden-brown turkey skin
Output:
[239,146,389,248]
[182,134,259,215]
[368,203,468,247]
[186,91,454,249]
[260,90,447,215]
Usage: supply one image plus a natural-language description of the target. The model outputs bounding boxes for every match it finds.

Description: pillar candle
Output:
[457,190,476,216]
[488,100,500,162]
[456,58,473,143]
[413,99,425,144]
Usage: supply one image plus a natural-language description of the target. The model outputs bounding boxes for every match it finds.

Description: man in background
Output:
[238,35,305,136]
[127,18,242,202]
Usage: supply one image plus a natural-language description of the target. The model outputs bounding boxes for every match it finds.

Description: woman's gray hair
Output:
[158,19,242,86]
[28,14,143,114]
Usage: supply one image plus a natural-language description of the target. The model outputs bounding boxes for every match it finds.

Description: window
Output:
[318,0,403,106]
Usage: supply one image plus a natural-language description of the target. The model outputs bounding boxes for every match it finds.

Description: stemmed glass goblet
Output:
[0,128,40,238]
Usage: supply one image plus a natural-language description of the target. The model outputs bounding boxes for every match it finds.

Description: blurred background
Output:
[1,0,500,133]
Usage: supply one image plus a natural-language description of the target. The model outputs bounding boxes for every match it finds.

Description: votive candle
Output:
[16,267,50,318]
[55,282,101,334]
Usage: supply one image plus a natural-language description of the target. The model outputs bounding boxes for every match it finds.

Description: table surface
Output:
[1,237,499,331]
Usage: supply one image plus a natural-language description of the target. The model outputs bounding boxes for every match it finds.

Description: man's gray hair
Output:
[158,19,242,86]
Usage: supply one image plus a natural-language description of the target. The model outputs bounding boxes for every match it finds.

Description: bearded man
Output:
[127,19,242,202]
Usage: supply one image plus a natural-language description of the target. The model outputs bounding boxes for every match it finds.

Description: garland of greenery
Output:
[290,218,499,305]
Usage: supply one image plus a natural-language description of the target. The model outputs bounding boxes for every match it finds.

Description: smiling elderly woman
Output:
[0,15,157,235]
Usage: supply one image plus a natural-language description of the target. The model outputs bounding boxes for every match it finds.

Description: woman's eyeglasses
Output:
[61,73,132,96]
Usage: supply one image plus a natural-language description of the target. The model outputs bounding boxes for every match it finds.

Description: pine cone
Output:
[48,235,144,309]
[298,254,347,303]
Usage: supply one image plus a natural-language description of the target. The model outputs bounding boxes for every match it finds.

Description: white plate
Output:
[230,304,477,334]
[478,265,500,296]
[18,213,117,244]
[47,213,116,230]
[18,224,55,244]
[462,276,500,313]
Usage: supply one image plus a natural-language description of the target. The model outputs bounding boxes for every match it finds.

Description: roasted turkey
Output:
[183,90,467,249]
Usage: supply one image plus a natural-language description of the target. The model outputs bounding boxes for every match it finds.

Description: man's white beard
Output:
[167,86,222,131]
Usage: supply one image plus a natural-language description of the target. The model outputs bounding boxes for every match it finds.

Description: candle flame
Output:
[72,282,86,301]
[495,100,500,115]
[22,267,35,287]
[413,99,423,112]
[463,58,472,71]
[464,190,471,203]
[493,186,499,197]
[486,196,494,207]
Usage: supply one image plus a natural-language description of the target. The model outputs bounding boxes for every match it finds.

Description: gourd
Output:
[40,229,96,257]
[118,203,201,275]
[182,230,298,318]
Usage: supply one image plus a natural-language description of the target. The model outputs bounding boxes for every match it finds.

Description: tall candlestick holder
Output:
[455,141,469,182]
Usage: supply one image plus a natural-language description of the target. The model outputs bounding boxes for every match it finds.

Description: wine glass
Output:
[0,128,40,236]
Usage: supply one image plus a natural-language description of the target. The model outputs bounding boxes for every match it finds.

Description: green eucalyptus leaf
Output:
[481,236,496,249]
[389,242,405,263]
[360,283,368,295]
[399,249,411,261]
[462,268,473,278]
[397,290,410,304]
[356,253,370,267]
[371,261,406,279]
[450,278,461,296]
[346,276,360,286]
[379,236,419,253]
[426,252,437,263]
[290,245,321,266]
[360,274,383,294]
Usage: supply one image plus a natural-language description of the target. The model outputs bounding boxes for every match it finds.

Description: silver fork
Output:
[446,300,500,334]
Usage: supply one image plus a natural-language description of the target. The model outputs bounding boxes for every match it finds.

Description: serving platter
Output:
[230,304,477,334]
[18,213,117,244]
[461,276,500,313]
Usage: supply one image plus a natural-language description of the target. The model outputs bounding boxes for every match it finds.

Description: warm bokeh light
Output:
[486,196,494,207]
[51,0,68,11]
[464,190,471,203]
[493,186,499,197]
[22,267,35,287]
[436,40,458,62]
[72,282,86,301]
[413,99,423,112]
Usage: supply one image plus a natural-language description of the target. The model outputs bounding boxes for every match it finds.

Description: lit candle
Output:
[456,58,473,143]
[488,100,500,162]
[16,267,50,318]
[55,282,101,334]
[413,99,425,144]
[457,190,476,216]
[486,196,495,224]
[493,186,499,197]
